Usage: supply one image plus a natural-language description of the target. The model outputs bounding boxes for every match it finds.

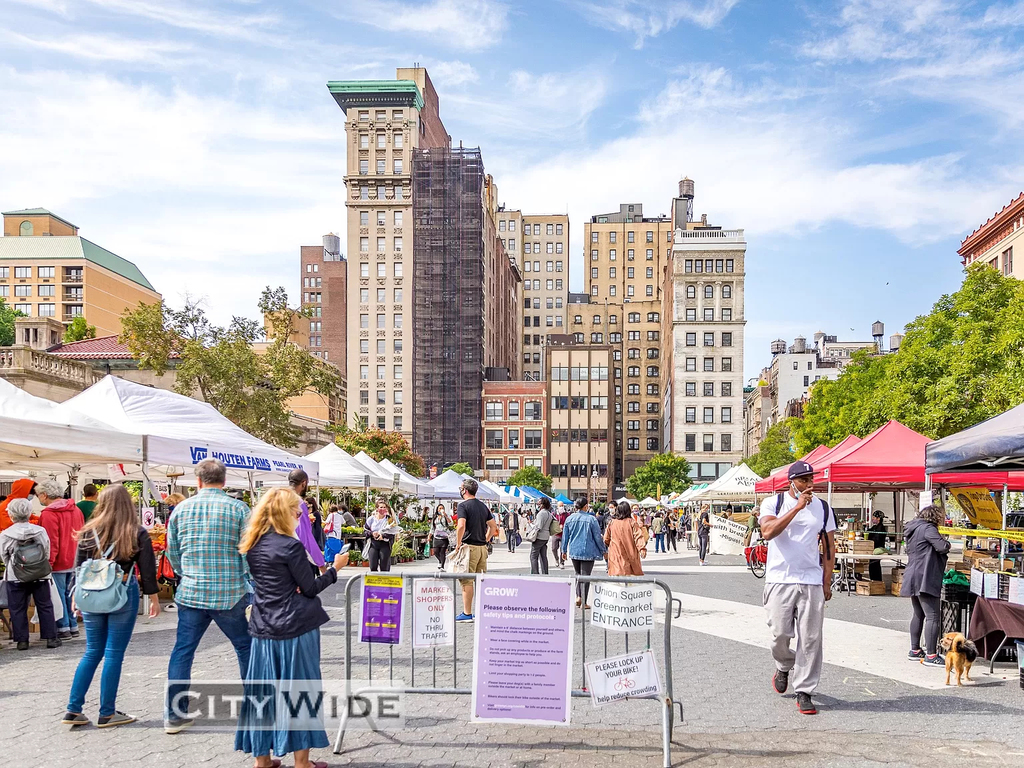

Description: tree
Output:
[743,420,797,478]
[446,462,474,477]
[119,290,339,448]
[506,465,553,494]
[625,453,691,500]
[63,316,97,343]
[0,298,26,346]
[333,423,425,478]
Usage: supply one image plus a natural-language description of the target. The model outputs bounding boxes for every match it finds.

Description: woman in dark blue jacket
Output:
[235,488,348,768]
[900,504,951,666]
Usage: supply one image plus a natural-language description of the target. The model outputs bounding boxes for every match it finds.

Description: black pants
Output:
[506,529,517,552]
[666,529,678,552]
[369,539,392,572]
[8,579,57,643]
[572,559,595,603]
[698,533,709,561]
[869,559,882,582]
[530,539,549,574]
[910,593,941,655]
[432,540,449,569]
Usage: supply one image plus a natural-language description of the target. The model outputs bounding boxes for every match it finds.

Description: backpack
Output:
[549,517,563,536]
[12,537,52,582]
[774,492,835,561]
[74,532,130,614]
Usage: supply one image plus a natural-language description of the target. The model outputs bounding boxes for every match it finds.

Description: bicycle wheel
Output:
[749,557,765,579]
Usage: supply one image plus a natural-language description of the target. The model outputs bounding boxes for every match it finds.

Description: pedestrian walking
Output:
[453,479,498,623]
[37,478,84,640]
[697,506,711,565]
[288,471,326,573]
[604,501,645,577]
[666,513,679,553]
[560,498,607,609]
[900,505,950,666]
[550,503,568,569]
[759,461,836,716]
[527,498,553,574]
[164,459,252,734]
[651,512,666,553]
[235,488,348,768]
[427,503,451,571]
[63,484,160,728]
[503,508,520,553]
[365,499,397,572]
[0,498,59,650]
[322,505,347,562]
[595,505,609,535]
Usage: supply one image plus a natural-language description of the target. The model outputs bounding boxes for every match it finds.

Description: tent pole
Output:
[1002,483,1009,564]
[827,481,833,508]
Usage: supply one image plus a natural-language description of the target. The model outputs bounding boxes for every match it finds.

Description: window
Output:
[1004,247,1014,276]
[646,231,654,243]
[627,420,640,431]
[722,332,732,347]
[377,365,386,380]
[360,185,369,199]
[394,262,403,277]
[626,286,634,297]
[685,357,697,372]
[359,313,369,329]
[627,383,640,395]
[685,284,696,300]
[647,437,659,451]
[704,358,714,372]
[686,309,697,321]
[694,259,703,273]
[721,434,733,452]
[394,132,403,148]
[685,434,696,451]
[38,304,55,317]
[485,402,503,421]
[647,384,659,396]
[609,266,616,278]
[507,400,520,419]
[376,390,386,405]
[646,249,653,260]
[646,267,654,279]
[726,259,734,272]
[377,313,386,329]
[591,231,599,243]
[627,438,640,450]
[685,382,696,396]
[722,381,732,397]
[524,401,542,420]
[14,285,31,297]
[15,267,31,278]
[704,332,715,347]
[394,288,403,302]
[648,312,659,323]
[646,285,653,296]
[647,348,659,359]
[627,231,634,243]
[0,267,6,278]
[609,249,616,261]
[485,429,503,449]
[556,223,563,235]
[627,249,635,261]
[591,332,603,343]
[686,332,696,346]
[360,340,369,354]
[359,131,369,147]
[628,402,640,413]
[610,231,617,243]
[703,434,714,452]
[722,358,733,372]
[38,266,54,278]
[685,260,693,273]
[556,260,563,271]
[360,288,369,303]
[722,284,732,298]
[722,308,732,321]
[685,407,696,423]
[703,308,714,321]
[628,348,641,359]
[647,330,659,341]
[803,375,810,387]
[394,210,403,226]
[704,285,714,299]
[609,285,616,296]
[722,407,732,423]
[703,407,714,423]
[377,263,386,277]
[14,303,31,314]
[360,159,370,175]
[359,391,369,406]
[524,430,542,449]
[704,382,714,397]
[394,237,403,251]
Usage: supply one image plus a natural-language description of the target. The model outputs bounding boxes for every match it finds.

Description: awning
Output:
[926,402,1024,474]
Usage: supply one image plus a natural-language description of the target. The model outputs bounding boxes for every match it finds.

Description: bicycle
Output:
[744,543,767,579]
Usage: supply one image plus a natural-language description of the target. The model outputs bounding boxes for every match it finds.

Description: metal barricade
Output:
[332,571,683,768]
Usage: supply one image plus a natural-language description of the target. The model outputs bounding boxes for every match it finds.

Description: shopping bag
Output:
[49,579,64,622]
[444,545,470,574]
[0,580,9,610]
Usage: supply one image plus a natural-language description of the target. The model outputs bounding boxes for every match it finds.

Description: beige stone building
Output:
[958,191,1024,278]
[545,336,613,501]
[1,209,160,337]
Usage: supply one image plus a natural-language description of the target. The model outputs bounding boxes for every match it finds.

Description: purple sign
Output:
[360,574,403,644]
[472,576,575,725]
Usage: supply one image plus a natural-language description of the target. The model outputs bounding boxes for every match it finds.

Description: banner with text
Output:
[412,578,454,648]
[709,516,747,556]
[585,649,662,707]
[951,487,1004,530]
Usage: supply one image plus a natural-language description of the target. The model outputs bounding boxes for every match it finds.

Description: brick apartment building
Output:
[480,380,548,484]
[299,233,346,369]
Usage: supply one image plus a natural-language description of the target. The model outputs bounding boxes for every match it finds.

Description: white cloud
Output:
[428,60,480,87]
[574,0,740,46]
[0,29,193,65]
[340,0,509,51]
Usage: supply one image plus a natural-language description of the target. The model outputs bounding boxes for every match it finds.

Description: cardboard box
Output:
[856,581,887,596]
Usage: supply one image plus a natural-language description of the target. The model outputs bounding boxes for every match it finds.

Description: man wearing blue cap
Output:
[758,461,836,716]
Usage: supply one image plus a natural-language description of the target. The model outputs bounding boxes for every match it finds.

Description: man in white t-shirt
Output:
[758,461,836,716]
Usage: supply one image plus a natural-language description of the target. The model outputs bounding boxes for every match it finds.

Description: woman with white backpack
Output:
[63,484,160,729]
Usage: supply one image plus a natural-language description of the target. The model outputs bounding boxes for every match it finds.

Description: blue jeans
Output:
[165,596,252,722]
[67,578,139,717]
[52,570,78,632]
[654,533,666,553]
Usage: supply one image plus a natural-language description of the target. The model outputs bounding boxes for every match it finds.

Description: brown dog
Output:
[939,632,978,686]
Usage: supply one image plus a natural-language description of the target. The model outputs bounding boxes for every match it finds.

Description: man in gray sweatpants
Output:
[758,461,835,715]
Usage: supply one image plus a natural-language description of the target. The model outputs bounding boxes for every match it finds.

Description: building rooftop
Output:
[958,191,1024,258]
[49,334,179,360]
[326,80,424,113]
[0,235,156,291]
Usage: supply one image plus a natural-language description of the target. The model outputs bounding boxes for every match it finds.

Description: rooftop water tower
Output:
[770,339,787,356]
[872,320,885,352]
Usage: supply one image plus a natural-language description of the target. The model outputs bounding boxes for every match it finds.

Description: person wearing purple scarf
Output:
[288,469,326,572]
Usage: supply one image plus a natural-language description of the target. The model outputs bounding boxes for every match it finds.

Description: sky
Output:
[2,0,1024,380]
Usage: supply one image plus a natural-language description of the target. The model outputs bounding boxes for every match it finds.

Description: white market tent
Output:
[479,479,516,504]
[691,464,762,503]
[0,378,144,470]
[427,469,500,501]
[639,496,660,508]
[52,375,317,484]
[347,450,400,489]
[304,443,391,489]
[615,496,639,506]
[377,458,434,496]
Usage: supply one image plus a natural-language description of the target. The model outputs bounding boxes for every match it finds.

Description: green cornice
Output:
[327,80,424,113]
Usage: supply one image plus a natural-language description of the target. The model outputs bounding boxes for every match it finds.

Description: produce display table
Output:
[834,553,906,595]
[969,597,1024,672]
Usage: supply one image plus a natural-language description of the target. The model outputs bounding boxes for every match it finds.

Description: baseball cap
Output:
[787,461,815,480]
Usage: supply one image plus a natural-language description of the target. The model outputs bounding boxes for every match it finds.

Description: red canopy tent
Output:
[754,438,859,493]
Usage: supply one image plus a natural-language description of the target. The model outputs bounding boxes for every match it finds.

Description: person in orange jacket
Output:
[36,478,85,639]
[0,478,38,531]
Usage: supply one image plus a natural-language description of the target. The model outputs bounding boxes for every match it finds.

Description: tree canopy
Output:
[63,316,97,343]
[506,465,553,494]
[0,299,25,346]
[625,453,692,500]
[119,288,338,447]
[446,462,475,478]
[333,424,425,478]
[792,265,1024,454]
[742,420,797,478]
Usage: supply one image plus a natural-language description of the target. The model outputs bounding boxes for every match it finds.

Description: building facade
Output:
[546,337,613,501]
[480,380,547,483]
[1,209,160,337]
[958,192,1024,278]
[299,233,347,368]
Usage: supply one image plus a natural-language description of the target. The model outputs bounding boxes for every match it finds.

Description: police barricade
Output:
[332,571,683,768]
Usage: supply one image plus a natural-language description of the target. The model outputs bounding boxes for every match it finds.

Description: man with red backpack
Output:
[759,461,836,717]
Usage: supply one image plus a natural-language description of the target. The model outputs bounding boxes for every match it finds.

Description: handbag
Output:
[515,532,522,546]
[48,578,64,622]
[74,532,129,614]
[361,539,372,561]
[444,545,471,574]
[0,580,9,610]
[549,518,563,536]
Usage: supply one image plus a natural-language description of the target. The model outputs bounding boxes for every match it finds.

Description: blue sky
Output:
[2,0,1024,379]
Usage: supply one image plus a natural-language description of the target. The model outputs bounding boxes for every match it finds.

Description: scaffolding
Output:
[412,147,486,468]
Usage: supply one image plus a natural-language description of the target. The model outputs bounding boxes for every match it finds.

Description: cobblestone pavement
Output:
[3,549,1023,767]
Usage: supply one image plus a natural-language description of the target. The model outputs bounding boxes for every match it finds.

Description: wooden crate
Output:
[850,540,875,553]
[856,581,887,596]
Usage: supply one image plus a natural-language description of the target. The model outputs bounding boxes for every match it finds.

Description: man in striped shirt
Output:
[164,458,251,734]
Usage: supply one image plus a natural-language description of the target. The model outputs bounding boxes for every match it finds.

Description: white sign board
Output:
[141,507,156,529]
[412,578,455,648]
[1008,577,1024,607]
[585,650,662,707]
[983,572,999,599]
[970,568,983,596]
[590,582,656,633]
[709,516,747,556]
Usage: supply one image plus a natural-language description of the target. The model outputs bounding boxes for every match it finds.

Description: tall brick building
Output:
[299,233,346,368]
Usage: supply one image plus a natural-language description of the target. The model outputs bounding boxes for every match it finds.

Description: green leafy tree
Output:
[743,420,797,478]
[506,465,553,494]
[0,298,26,346]
[625,453,692,500]
[333,423,425,478]
[446,462,474,477]
[63,316,97,343]
[119,289,339,448]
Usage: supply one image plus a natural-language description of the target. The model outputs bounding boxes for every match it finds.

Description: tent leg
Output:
[1002,484,1009,564]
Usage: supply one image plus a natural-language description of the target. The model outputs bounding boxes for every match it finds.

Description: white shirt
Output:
[759,492,836,585]
[324,512,345,540]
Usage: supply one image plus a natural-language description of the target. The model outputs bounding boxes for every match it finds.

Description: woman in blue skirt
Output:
[236,488,348,768]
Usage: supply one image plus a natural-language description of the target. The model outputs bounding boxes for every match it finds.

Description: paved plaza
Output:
[3,546,1023,767]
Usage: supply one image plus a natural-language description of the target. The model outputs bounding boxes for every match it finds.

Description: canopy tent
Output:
[639,496,659,508]
[479,479,516,504]
[553,492,573,504]
[377,458,434,496]
[615,496,639,506]
[754,440,856,494]
[302,443,392,489]
[926,403,1024,474]
[427,470,500,501]
[693,464,763,502]
[0,378,144,471]
[53,375,317,484]
[348,451,405,493]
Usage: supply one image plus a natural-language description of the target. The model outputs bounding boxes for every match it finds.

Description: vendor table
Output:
[968,597,1024,672]
[834,553,906,594]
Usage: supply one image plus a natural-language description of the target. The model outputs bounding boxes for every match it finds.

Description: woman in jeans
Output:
[236,488,347,768]
[530,498,553,575]
[559,498,607,609]
[364,500,396,572]
[900,504,950,666]
[427,503,451,570]
[63,485,160,728]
